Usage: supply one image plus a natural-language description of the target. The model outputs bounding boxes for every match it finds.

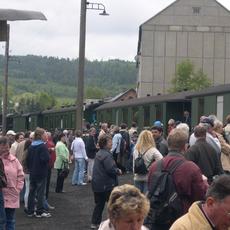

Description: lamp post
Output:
[76,1,109,131]
[2,24,9,134]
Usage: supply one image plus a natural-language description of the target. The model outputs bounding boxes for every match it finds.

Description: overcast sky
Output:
[1,0,230,61]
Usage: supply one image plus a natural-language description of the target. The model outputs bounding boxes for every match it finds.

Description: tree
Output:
[13,92,57,113]
[85,87,105,99]
[170,60,211,93]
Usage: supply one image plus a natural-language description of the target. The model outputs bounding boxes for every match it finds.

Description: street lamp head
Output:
[99,10,109,16]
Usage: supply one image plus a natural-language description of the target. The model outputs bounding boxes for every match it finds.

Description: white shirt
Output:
[71,137,88,160]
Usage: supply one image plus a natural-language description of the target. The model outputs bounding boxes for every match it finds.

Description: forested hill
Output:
[0,55,137,99]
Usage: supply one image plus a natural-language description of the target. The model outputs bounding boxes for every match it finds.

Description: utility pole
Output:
[76,0,87,131]
[2,24,10,135]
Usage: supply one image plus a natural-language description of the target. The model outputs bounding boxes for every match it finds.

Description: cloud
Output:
[0,0,230,60]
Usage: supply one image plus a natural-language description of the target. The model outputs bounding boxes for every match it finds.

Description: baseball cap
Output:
[200,117,214,127]
[153,120,163,127]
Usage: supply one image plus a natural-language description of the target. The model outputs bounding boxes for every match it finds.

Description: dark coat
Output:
[148,151,208,213]
[0,159,6,189]
[92,149,119,193]
[86,135,97,159]
[27,143,50,181]
[155,136,168,156]
[120,130,131,153]
[185,139,223,183]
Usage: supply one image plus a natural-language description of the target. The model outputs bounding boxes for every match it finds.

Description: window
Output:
[193,7,201,14]
[217,96,224,122]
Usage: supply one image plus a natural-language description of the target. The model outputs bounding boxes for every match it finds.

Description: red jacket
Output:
[148,151,208,213]
[46,138,56,168]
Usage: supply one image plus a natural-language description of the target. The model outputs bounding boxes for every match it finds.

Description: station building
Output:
[137,0,230,97]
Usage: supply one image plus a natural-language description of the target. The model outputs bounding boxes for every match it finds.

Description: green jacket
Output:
[54,141,69,169]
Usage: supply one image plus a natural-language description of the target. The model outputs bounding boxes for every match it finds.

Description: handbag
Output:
[59,161,69,179]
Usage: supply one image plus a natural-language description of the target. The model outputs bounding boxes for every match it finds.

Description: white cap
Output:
[6,130,16,136]
[63,130,68,134]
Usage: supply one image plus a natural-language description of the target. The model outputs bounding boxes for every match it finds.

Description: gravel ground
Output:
[15,165,133,230]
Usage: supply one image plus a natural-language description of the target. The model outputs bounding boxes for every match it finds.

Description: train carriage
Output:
[187,84,230,127]
[96,91,191,132]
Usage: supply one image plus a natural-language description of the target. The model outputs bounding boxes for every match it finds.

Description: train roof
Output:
[96,91,190,110]
[186,84,230,98]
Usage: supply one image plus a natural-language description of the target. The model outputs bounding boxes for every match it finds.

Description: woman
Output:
[91,134,122,229]
[99,184,150,230]
[133,130,163,193]
[0,136,24,230]
[213,120,230,174]
[21,133,33,213]
[54,133,70,193]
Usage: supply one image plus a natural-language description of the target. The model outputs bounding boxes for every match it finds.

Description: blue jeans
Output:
[0,191,5,230]
[5,208,15,230]
[134,180,148,194]
[72,158,85,185]
[28,178,46,215]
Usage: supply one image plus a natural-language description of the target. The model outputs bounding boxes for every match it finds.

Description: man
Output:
[119,123,131,173]
[189,116,221,155]
[170,175,230,230]
[6,130,16,147]
[26,128,51,218]
[71,130,88,186]
[185,126,223,184]
[148,129,208,230]
[128,122,137,136]
[182,111,191,130]
[151,125,168,156]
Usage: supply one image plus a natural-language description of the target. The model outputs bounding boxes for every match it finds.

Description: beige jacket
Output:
[215,132,230,172]
[170,202,212,230]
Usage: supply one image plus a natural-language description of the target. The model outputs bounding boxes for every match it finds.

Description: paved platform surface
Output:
[16,165,133,230]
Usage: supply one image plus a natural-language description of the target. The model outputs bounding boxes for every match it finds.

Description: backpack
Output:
[119,134,127,155]
[134,149,152,175]
[145,159,185,228]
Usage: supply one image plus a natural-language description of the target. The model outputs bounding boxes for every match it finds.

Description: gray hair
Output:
[206,175,230,201]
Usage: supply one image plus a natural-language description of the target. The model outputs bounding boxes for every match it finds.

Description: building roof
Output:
[0,9,46,21]
[106,89,137,102]
[186,84,230,98]
[96,91,189,111]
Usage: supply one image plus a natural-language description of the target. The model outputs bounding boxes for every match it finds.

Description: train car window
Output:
[217,96,224,122]
[144,106,150,127]
[155,104,162,120]
[123,108,128,124]
[198,98,204,120]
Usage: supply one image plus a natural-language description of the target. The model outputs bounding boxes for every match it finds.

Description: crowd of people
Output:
[0,111,229,230]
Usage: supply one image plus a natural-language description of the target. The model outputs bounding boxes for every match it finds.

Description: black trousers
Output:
[46,168,52,199]
[55,169,65,193]
[91,191,111,225]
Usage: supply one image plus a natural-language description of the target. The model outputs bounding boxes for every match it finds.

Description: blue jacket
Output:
[26,141,50,180]
[92,149,119,192]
